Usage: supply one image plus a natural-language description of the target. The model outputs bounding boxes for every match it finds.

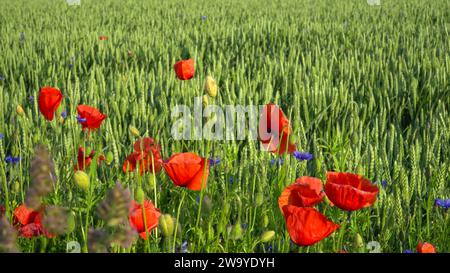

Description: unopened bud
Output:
[159,214,175,238]
[260,230,275,243]
[74,170,90,191]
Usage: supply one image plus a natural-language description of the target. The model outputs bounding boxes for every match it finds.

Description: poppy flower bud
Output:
[16,105,25,116]
[105,151,114,165]
[353,233,364,249]
[260,230,275,243]
[207,225,215,242]
[13,181,20,193]
[159,214,175,238]
[129,126,140,137]
[231,223,243,240]
[67,211,76,234]
[134,187,145,204]
[74,170,90,191]
[202,95,209,106]
[204,76,218,97]
[148,173,156,189]
[255,193,264,206]
[263,214,269,228]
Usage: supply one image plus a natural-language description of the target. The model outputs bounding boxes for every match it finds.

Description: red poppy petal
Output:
[279,177,325,211]
[282,205,339,246]
[185,160,209,191]
[325,172,379,211]
[13,205,38,226]
[163,153,204,187]
[38,87,63,121]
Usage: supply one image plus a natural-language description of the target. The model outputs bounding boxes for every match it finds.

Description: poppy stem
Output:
[151,154,158,240]
[173,189,186,253]
[0,162,10,219]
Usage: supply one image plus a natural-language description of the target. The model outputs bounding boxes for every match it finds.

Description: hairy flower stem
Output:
[151,153,158,239]
[173,189,186,253]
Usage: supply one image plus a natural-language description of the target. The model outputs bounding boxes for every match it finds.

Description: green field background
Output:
[0,0,449,253]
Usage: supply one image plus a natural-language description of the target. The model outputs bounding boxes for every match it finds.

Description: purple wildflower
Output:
[68,64,73,69]
[270,158,284,166]
[0,133,4,140]
[76,115,87,123]
[403,249,414,253]
[229,176,234,185]
[380,180,388,188]
[5,156,21,164]
[292,151,313,161]
[201,15,207,20]
[209,156,220,166]
[61,111,67,119]
[0,75,5,81]
[28,95,34,102]
[435,198,450,209]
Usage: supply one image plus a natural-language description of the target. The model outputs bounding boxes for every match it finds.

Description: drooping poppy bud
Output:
[204,76,218,97]
[129,126,140,137]
[260,230,275,243]
[134,187,145,204]
[173,59,195,80]
[16,105,25,116]
[38,87,63,121]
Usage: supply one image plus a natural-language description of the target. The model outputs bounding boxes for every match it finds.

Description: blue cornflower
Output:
[292,151,313,161]
[380,180,388,188]
[201,15,207,20]
[76,115,87,123]
[68,63,73,69]
[179,241,189,253]
[61,111,67,119]
[195,195,200,203]
[5,156,21,164]
[229,176,234,185]
[265,244,273,252]
[28,95,34,102]
[403,249,414,253]
[0,133,4,139]
[209,156,220,166]
[270,158,284,166]
[0,75,5,81]
[435,198,450,209]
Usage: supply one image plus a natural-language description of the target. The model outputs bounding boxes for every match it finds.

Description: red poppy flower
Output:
[13,204,54,238]
[128,200,160,240]
[324,172,379,211]
[99,36,108,41]
[417,241,436,253]
[278,176,325,211]
[258,103,296,154]
[123,138,163,175]
[38,87,63,121]
[173,59,195,80]
[282,205,339,246]
[76,105,107,131]
[74,147,105,171]
[163,152,209,191]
